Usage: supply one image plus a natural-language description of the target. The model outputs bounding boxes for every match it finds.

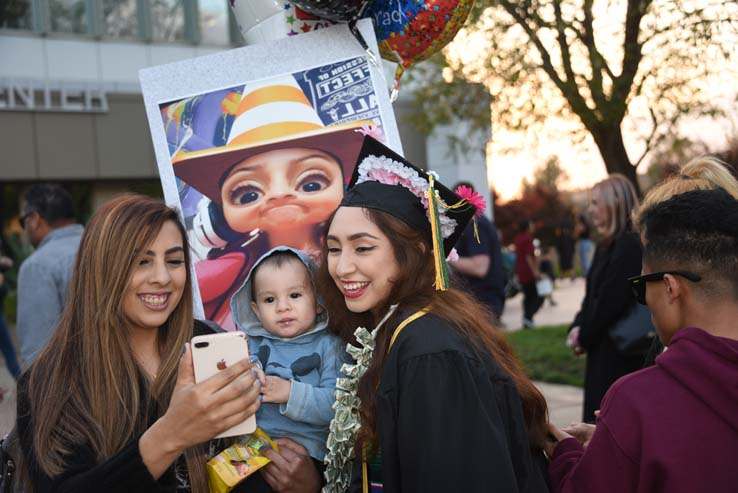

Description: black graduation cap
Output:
[341,136,478,290]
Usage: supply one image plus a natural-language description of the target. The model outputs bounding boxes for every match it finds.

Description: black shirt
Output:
[455,216,506,311]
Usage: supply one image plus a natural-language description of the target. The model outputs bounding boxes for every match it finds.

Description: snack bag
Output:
[207,428,279,493]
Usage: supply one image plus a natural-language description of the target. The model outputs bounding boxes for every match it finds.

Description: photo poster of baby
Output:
[140,21,402,329]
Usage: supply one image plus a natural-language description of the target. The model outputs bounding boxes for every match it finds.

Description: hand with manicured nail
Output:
[139,343,261,479]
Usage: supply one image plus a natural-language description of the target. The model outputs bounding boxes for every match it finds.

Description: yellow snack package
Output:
[207,428,279,493]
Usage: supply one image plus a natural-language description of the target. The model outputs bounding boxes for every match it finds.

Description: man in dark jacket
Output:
[452,182,506,321]
[546,188,738,493]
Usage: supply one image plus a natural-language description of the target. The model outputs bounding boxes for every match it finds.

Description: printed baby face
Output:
[251,259,320,338]
[220,147,344,233]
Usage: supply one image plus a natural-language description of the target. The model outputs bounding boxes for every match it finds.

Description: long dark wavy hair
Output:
[317,207,549,451]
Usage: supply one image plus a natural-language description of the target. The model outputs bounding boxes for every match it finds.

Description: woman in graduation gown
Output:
[318,137,550,493]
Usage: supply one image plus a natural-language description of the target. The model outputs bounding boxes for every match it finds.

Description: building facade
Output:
[1,0,490,218]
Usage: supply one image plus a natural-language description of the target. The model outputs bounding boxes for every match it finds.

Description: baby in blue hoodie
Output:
[231,246,342,462]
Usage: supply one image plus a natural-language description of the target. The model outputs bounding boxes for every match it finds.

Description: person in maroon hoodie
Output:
[545,188,738,493]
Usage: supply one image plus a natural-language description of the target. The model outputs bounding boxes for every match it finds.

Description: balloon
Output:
[369,0,475,66]
[367,0,475,97]
[290,0,370,22]
[229,0,335,44]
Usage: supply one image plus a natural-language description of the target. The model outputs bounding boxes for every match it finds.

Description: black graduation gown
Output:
[16,320,253,493]
[350,312,549,493]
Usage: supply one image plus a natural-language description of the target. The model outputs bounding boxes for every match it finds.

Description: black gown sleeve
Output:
[389,351,521,493]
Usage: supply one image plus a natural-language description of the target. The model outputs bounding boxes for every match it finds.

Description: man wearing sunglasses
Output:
[546,188,738,493]
[17,184,83,365]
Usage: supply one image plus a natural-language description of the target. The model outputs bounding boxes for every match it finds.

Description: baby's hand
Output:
[261,375,291,404]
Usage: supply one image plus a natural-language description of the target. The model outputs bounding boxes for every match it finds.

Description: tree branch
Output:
[497,0,598,131]
[611,0,652,122]
[633,107,658,167]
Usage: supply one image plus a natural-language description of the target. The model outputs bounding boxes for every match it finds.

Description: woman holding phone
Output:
[16,195,320,493]
[318,137,549,492]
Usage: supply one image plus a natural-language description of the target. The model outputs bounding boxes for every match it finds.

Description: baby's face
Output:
[221,147,343,233]
[250,260,319,339]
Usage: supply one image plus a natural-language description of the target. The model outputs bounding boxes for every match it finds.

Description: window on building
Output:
[0,0,33,30]
[151,0,185,42]
[49,0,88,33]
[103,0,138,38]
[199,0,230,45]
[198,0,231,45]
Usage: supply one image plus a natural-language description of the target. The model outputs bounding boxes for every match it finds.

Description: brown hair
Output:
[317,208,549,451]
[23,195,208,492]
[591,174,639,242]
[634,156,738,229]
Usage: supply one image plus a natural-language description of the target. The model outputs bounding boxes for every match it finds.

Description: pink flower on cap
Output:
[454,185,486,217]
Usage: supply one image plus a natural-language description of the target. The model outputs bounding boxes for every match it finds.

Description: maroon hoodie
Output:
[549,327,738,493]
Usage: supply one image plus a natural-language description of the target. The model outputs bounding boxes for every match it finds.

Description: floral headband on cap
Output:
[341,136,486,290]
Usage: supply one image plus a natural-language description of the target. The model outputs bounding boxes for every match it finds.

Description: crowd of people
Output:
[1,141,737,492]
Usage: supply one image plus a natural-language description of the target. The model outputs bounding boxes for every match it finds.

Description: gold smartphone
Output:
[191,331,257,437]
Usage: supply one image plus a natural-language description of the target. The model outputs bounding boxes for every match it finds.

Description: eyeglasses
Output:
[628,271,702,305]
[18,211,34,229]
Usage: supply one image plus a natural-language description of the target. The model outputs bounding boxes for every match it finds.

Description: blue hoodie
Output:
[231,246,343,460]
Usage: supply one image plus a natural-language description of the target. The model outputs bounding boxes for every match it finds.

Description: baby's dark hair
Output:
[250,250,309,301]
[639,188,738,300]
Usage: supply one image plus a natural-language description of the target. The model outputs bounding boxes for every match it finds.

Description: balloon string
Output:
[348,19,380,68]
[391,64,405,103]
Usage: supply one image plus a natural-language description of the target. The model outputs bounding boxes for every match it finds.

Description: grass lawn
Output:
[507,325,585,388]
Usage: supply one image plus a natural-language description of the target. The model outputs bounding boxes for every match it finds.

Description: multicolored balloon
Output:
[290,0,371,22]
[367,0,475,97]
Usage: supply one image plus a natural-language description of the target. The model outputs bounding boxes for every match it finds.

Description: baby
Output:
[231,246,342,465]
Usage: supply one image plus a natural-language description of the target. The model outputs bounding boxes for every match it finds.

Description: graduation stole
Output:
[362,308,429,493]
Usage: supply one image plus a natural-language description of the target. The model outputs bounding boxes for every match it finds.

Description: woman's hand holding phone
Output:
[139,343,261,479]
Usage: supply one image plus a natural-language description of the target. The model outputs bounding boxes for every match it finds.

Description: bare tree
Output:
[410,0,738,193]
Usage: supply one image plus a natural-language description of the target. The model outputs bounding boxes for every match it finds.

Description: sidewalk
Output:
[502,277,586,330]
[537,381,583,427]
[504,278,586,427]
[0,364,14,437]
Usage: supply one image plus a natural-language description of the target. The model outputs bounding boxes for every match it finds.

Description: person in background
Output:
[539,247,558,307]
[575,213,594,277]
[633,156,738,367]
[451,182,507,321]
[554,216,576,280]
[515,219,543,329]
[567,175,642,423]
[547,188,738,493]
[16,184,83,365]
[0,246,21,382]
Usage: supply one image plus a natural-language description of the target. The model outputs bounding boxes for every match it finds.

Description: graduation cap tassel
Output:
[426,175,450,291]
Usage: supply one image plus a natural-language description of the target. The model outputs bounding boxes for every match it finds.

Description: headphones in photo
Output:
[192,198,261,251]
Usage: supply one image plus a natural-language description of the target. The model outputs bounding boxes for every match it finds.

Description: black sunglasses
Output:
[628,271,702,305]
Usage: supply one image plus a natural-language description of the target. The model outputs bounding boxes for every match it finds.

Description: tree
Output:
[534,155,569,190]
[411,0,738,193]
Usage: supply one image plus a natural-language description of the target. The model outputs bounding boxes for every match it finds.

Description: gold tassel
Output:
[425,175,449,291]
